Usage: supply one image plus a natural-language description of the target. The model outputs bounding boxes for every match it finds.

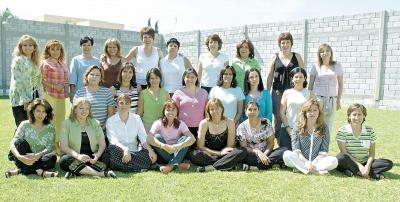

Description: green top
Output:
[142,88,168,124]
[230,57,261,91]
[10,120,55,153]
[60,118,104,153]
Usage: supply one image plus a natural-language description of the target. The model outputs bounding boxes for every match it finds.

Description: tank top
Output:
[272,52,299,92]
[142,88,168,124]
[136,46,159,85]
[160,54,186,93]
[205,126,228,151]
[286,88,311,128]
[80,132,93,157]
[102,59,122,88]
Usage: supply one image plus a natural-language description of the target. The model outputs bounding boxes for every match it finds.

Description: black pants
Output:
[243,147,287,169]
[60,152,109,174]
[10,138,57,175]
[106,144,152,172]
[188,147,247,170]
[12,105,27,127]
[336,153,393,179]
[201,86,212,94]
[187,127,199,151]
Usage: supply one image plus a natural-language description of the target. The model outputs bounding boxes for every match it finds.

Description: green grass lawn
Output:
[0,97,399,201]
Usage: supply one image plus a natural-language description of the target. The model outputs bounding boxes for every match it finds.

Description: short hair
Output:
[69,97,93,122]
[161,99,180,128]
[116,93,132,104]
[205,98,225,121]
[243,68,264,95]
[289,67,308,88]
[42,39,65,63]
[27,98,54,125]
[80,36,94,46]
[14,35,40,66]
[182,67,199,87]
[146,68,162,88]
[296,98,325,137]
[236,39,255,59]
[277,32,293,49]
[217,65,237,88]
[116,62,137,88]
[102,38,122,61]
[83,65,104,86]
[205,33,222,51]
[317,43,335,66]
[347,103,367,124]
[140,26,155,39]
[166,38,180,48]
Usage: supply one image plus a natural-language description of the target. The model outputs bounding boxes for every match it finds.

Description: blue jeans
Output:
[279,127,292,150]
[154,134,189,165]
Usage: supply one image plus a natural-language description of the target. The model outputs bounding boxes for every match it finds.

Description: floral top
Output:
[9,56,44,106]
[10,120,55,153]
[236,118,274,152]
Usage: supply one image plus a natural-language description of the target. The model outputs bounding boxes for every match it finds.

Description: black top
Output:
[205,127,228,151]
[272,52,299,92]
[80,132,93,157]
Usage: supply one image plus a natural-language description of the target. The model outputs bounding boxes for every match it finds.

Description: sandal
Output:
[64,171,74,179]
[104,170,117,178]
[40,170,58,178]
[5,169,21,178]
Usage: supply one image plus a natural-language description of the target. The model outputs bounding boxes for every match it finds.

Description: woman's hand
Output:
[162,144,176,154]
[286,127,293,135]
[305,161,316,173]
[89,153,100,164]
[336,99,341,111]
[122,150,132,164]
[256,150,270,165]
[148,149,157,163]
[358,164,370,178]
[220,147,234,156]
[17,154,37,166]
[77,154,91,163]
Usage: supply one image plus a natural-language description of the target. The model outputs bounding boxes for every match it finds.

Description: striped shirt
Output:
[292,124,330,161]
[115,87,139,114]
[41,59,69,98]
[75,87,115,127]
[336,124,376,163]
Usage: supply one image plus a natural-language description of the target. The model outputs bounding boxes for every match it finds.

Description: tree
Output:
[1,8,18,20]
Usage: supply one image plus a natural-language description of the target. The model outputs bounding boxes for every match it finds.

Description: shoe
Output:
[5,169,21,178]
[196,166,206,172]
[104,170,117,178]
[344,169,354,177]
[149,163,161,171]
[196,165,215,172]
[64,171,74,179]
[318,170,329,175]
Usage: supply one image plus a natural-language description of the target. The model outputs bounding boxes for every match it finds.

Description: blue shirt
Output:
[69,55,100,92]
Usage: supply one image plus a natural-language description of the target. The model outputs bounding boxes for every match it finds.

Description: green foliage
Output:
[0,99,398,201]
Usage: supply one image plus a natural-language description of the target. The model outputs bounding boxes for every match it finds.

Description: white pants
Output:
[283,150,338,174]
[316,95,337,133]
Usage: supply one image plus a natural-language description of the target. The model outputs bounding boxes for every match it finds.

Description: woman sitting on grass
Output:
[189,98,246,172]
[6,99,57,178]
[283,99,338,175]
[237,101,287,171]
[147,100,196,174]
[60,97,116,178]
[336,103,393,180]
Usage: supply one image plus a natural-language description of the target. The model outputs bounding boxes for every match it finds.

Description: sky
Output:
[1,0,400,33]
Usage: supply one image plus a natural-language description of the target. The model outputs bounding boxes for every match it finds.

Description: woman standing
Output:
[160,38,192,95]
[196,33,229,93]
[5,99,57,178]
[74,65,115,129]
[100,38,127,88]
[230,39,261,90]
[147,100,196,174]
[209,66,244,125]
[125,26,163,89]
[60,97,115,178]
[172,68,208,140]
[9,35,44,127]
[237,101,286,170]
[336,104,392,180]
[267,32,304,137]
[106,94,157,172]
[283,99,338,175]
[41,39,69,151]
[189,99,246,172]
[280,67,313,150]
[138,68,170,132]
[309,43,344,131]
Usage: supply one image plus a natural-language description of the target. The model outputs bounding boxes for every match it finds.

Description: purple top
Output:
[150,120,189,145]
[310,62,343,97]
[172,88,208,127]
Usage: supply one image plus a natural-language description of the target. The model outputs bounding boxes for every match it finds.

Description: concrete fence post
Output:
[375,10,388,102]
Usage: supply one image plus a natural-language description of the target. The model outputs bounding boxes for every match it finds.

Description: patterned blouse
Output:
[236,118,274,152]
[10,120,55,153]
[291,124,330,161]
[41,59,69,98]
[9,56,44,106]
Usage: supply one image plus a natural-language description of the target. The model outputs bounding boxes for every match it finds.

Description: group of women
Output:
[6,27,392,180]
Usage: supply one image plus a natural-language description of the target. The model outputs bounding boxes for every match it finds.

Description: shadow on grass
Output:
[0,96,9,100]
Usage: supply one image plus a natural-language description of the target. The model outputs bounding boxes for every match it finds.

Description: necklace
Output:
[149,88,160,101]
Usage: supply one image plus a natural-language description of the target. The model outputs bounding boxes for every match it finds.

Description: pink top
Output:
[150,120,189,145]
[41,59,69,98]
[310,62,343,97]
[172,88,208,127]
